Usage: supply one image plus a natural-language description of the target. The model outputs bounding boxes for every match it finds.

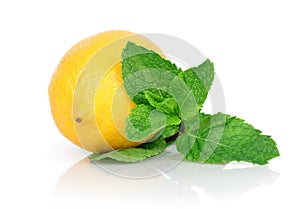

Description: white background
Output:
[1,0,299,208]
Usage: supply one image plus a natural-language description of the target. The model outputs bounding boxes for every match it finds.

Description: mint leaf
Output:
[177,113,280,165]
[126,104,181,141]
[178,59,214,109]
[122,41,181,105]
[89,138,167,163]
[144,90,179,115]
[122,42,181,78]
[161,125,180,139]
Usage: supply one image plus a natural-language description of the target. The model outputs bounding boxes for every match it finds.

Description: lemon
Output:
[49,30,162,153]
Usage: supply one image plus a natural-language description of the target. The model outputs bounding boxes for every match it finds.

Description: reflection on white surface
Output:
[53,155,279,208]
[86,145,185,179]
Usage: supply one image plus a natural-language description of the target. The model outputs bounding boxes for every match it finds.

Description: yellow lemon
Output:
[49,30,162,153]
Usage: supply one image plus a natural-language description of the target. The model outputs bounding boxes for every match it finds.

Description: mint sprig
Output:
[177,113,279,165]
[90,41,279,165]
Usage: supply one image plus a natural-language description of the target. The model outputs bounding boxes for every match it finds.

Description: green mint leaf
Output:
[122,42,181,78]
[122,44,201,143]
[89,138,167,163]
[177,113,280,165]
[178,59,214,109]
[122,41,181,105]
[144,90,179,115]
[161,125,180,139]
[126,104,181,141]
